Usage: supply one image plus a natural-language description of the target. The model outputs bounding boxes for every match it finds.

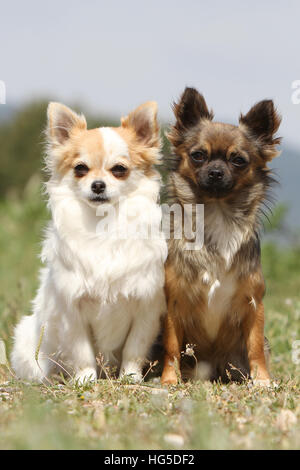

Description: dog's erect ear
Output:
[168,87,213,147]
[121,101,160,148]
[173,87,213,130]
[239,100,281,156]
[47,102,87,145]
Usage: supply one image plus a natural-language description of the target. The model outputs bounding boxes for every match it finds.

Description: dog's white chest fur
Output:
[200,203,245,340]
[201,270,237,340]
[204,203,247,269]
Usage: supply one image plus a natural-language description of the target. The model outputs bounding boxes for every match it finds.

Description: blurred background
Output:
[0,0,299,450]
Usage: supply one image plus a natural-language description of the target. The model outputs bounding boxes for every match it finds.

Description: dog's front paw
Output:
[161,370,178,386]
[75,367,97,385]
[120,361,143,383]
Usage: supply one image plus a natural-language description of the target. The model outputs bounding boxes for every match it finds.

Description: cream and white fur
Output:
[11,101,167,383]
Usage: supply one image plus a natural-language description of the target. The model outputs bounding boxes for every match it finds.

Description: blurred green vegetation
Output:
[0,101,47,197]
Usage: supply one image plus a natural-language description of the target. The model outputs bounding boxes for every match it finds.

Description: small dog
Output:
[161,87,281,386]
[11,101,167,383]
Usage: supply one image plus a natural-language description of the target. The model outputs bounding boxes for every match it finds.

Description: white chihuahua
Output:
[11,101,167,383]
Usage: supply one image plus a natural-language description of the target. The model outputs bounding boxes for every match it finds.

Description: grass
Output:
[0,178,299,450]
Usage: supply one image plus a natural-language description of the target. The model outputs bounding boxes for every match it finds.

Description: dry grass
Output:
[0,363,299,450]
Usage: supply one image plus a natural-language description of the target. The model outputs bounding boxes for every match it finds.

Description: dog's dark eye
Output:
[74,164,89,177]
[111,164,128,178]
[190,150,207,163]
[231,155,248,167]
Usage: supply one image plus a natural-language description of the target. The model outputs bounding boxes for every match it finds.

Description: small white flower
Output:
[184,344,195,356]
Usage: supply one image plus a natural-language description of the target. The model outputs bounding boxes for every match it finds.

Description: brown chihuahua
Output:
[161,87,281,386]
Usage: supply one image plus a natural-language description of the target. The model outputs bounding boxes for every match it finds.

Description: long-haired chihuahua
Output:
[11,101,167,383]
[161,87,281,386]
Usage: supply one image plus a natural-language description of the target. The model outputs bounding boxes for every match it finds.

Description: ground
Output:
[0,181,299,450]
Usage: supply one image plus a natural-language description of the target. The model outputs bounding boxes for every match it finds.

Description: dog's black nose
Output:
[91,180,106,194]
[208,169,224,182]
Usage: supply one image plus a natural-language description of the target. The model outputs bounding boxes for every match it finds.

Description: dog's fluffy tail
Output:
[10,314,49,382]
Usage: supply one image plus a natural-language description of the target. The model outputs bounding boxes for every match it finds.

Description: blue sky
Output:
[1,0,300,148]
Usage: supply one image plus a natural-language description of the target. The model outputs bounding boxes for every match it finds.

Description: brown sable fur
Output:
[161,87,281,385]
